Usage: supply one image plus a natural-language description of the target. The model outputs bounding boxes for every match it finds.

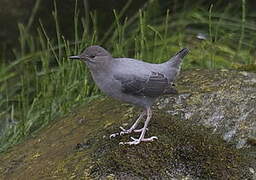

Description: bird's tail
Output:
[167,48,189,69]
[175,48,189,59]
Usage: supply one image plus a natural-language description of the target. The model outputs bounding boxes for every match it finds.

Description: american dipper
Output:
[69,46,189,145]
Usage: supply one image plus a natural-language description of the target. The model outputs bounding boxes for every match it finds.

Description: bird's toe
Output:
[119,126,126,131]
[131,136,158,142]
[119,136,158,145]
[147,136,158,141]
[109,133,119,139]
[119,140,140,145]
[130,136,138,141]
[133,128,148,133]
[119,126,133,135]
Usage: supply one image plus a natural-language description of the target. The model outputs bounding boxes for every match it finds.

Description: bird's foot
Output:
[109,127,148,139]
[119,126,133,135]
[119,136,158,145]
[120,126,148,135]
[109,132,119,138]
[133,127,148,133]
[109,126,133,139]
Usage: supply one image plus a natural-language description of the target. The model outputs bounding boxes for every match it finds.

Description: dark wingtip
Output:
[176,48,189,58]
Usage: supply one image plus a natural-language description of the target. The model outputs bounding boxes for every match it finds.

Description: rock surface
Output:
[0,69,255,179]
[159,69,256,149]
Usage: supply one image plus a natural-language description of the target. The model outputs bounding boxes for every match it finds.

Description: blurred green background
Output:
[0,0,255,152]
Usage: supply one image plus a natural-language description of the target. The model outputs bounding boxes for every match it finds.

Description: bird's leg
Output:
[119,110,146,135]
[109,110,146,138]
[119,107,158,145]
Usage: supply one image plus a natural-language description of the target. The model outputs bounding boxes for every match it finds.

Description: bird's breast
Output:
[90,71,119,95]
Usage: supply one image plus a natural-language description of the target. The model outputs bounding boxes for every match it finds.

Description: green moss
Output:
[232,64,256,72]
[0,70,254,179]
[86,112,250,179]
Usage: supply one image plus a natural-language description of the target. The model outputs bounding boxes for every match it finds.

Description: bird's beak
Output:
[69,55,81,60]
[69,55,94,63]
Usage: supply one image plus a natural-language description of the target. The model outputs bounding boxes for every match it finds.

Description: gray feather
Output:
[114,71,177,97]
[167,48,189,69]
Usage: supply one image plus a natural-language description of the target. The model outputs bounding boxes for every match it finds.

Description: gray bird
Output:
[69,46,189,145]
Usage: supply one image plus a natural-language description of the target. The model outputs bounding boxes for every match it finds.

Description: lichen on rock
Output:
[0,69,255,179]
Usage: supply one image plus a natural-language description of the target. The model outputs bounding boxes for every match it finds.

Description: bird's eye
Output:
[90,55,95,59]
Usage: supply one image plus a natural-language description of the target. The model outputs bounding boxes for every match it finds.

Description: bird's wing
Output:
[114,71,177,97]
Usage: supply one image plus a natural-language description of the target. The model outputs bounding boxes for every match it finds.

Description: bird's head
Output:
[69,45,112,65]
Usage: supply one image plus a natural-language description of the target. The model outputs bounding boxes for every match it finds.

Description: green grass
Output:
[0,0,256,152]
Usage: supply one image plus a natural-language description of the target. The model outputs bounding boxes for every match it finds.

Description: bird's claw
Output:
[120,126,148,134]
[109,127,133,139]
[109,126,130,139]
[119,140,140,145]
[110,126,149,139]
[131,136,158,142]
[119,126,133,135]
[109,133,119,139]
[119,136,158,145]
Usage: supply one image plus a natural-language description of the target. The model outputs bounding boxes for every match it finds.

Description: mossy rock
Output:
[0,69,255,179]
